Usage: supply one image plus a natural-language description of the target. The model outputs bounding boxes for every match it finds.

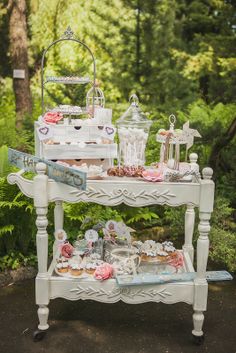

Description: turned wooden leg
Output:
[38,305,49,330]
[53,201,64,256]
[183,204,195,263]
[192,211,211,339]
[34,163,50,332]
[192,310,204,336]
[192,167,214,341]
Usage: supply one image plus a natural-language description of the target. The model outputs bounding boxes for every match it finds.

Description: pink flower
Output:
[168,252,184,270]
[59,242,74,258]
[94,263,113,281]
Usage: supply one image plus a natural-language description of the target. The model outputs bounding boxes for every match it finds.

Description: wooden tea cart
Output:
[7,153,214,344]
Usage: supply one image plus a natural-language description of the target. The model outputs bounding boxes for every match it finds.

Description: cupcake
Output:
[56,262,69,273]
[70,264,84,276]
[141,250,157,262]
[132,240,143,249]
[162,241,177,258]
[156,242,163,251]
[85,263,97,275]
[156,250,169,263]
[144,240,156,247]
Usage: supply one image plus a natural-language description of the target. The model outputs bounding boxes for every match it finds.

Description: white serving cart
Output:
[7,153,214,344]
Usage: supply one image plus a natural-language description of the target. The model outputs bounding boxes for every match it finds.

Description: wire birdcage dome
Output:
[86,83,105,113]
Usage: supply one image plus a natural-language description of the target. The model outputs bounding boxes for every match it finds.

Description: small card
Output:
[102,125,116,140]
[94,108,112,124]
[85,229,98,243]
[36,125,54,141]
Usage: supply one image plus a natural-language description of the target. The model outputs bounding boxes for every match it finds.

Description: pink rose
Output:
[168,252,184,270]
[59,242,74,258]
[94,263,113,281]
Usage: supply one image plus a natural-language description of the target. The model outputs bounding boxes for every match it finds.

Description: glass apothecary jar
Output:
[116,94,152,167]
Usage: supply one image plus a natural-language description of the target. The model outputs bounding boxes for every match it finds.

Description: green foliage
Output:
[209,228,236,272]
[63,203,122,239]
[0,252,37,271]
[0,175,35,256]
[209,197,236,272]
[164,195,236,273]
[0,146,10,176]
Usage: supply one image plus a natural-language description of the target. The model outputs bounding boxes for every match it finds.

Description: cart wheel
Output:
[33,329,47,342]
[192,334,205,345]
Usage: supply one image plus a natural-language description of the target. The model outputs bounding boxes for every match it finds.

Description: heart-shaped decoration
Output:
[105,126,114,135]
[39,127,49,135]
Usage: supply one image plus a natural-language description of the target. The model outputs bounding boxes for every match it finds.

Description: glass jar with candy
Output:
[116,94,152,168]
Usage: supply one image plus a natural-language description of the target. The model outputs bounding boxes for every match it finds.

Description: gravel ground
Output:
[0,278,235,353]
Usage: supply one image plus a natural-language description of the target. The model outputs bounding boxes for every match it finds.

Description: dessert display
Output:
[35,31,117,171]
[35,28,202,182]
[54,217,184,281]
[55,234,184,279]
[133,239,180,264]
[107,165,145,177]
[42,28,199,284]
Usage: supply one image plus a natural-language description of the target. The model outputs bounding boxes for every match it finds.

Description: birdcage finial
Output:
[64,26,74,38]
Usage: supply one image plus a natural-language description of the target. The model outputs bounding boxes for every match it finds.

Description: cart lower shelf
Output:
[48,276,195,304]
[37,251,196,305]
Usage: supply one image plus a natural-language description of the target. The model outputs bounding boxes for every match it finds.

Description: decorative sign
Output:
[13,69,25,79]
[8,148,86,190]
[36,124,54,141]
[116,270,233,287]
[116,272,196,286]
[85,229,98,243]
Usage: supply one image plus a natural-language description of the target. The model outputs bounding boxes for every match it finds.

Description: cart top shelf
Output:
[7,166,214,211]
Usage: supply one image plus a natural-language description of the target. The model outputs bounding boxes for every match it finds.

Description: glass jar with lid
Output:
[116,94,152,167]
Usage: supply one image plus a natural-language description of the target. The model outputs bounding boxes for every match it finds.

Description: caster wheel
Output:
[33,329,47,342]
[192,334,205,345]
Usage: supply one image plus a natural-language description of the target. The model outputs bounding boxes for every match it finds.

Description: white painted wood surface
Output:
[7,155,215,338]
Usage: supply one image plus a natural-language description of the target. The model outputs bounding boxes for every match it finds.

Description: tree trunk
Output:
[8,0,32,130]
[208,117,236,172]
